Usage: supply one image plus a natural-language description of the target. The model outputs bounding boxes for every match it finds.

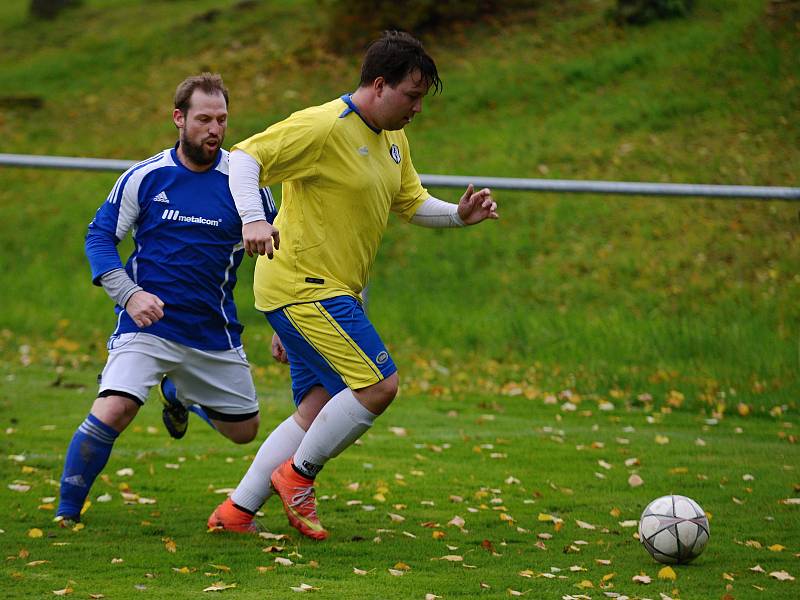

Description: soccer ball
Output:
[638,494,709,564]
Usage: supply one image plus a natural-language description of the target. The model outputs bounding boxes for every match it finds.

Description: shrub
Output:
[325,0,538,52]
[608,0,694,25]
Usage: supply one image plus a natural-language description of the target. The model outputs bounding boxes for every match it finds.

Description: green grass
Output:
[2,361,798,598]
[0,0,799,596]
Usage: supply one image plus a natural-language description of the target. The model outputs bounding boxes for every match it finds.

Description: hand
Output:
[457,184,498,225]
[271,333,289,364]
[242,220,280,258]
[125,291,165,328]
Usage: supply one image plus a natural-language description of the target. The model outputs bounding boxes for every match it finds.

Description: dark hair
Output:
[174,73,229,114]
[359,31,442,94]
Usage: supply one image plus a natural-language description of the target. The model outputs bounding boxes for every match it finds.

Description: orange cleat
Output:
[207,497,263,533]
[270,458,328,540]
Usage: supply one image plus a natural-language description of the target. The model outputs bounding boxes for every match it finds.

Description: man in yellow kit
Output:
[208,31,498,539]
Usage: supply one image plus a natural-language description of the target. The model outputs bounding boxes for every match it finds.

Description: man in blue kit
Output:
[56,73,277,527]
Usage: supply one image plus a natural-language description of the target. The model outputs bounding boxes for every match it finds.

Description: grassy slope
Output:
[1,0,798,414]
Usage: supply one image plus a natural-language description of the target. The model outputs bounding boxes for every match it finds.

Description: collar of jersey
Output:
[339,94,381,134]
[170,141,223,172]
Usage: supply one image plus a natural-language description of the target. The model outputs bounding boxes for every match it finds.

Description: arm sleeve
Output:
[85,171,141,285]
[409,196,465,228]
[100,268,142,308]
[229,150,267,225]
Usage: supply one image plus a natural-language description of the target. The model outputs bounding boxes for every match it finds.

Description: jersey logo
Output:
[375,351,389,365]
[161,209,221,227]
[357,146,369,156]
[152,191,169,203]
[389,144,401,164]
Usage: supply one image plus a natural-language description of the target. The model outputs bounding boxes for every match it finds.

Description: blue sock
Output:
[163,376,217,431]
[57,413,119,519]
[188,404,217,430]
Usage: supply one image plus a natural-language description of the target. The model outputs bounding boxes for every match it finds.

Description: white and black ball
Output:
[638,494,709,564]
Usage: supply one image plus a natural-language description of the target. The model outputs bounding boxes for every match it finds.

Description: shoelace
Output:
[289,486,319,518]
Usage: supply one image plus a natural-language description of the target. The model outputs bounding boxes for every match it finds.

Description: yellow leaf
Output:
[768,544,785,552]
[53,588,74,596]
[26,560,49,567]
[432,531,446,540]
[28,528,43,538]
[609,507,621,518]
[602,572,616,581]
[393,562,411,571]
[658,566,677,580]
[537,513,554,522]
[576,580,593,589]
[172,567,191,574]
[202,582,237,592]
[439,555,463,562]
[163,537,177,553]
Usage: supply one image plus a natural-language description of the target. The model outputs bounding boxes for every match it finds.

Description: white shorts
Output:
[99,332,258,420]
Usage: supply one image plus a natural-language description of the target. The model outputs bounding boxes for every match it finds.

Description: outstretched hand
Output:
[457,184,498,225]
[242,220,280,258]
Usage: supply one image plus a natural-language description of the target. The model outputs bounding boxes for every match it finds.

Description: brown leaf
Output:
[163,537,177,553]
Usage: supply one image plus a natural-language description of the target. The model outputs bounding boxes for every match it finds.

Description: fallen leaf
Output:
[172,567,192,574]
[425,595,442,600]
[448,516,465,528]
[8,484,31,493]
[770,570,795,581]
[203,582,237,592]
[353,567,368,575]
[750,565,766,573]
[658,566,677,580]
[28,528,43,538]
[439,555,463,562]
[768,544,785,552]
[26,560,49,567]
[275,557,294,566]
[163,537,177,553]
[208,564,230,572]
[116,468,134,477]
[632,574,652,584]
[388,569,405,577]
[628,474,644,487]
[575,520,595,530]
[52,588,73,596]
[290,583,319,592]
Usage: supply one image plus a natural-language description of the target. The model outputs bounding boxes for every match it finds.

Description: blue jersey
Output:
[85,145,277,351]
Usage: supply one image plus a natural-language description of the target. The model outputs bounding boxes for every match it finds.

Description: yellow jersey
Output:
[233,95,429,311]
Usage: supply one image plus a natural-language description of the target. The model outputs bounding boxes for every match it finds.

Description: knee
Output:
[356,372,399,415]
[90,395,140,432]
[225,417,260,444]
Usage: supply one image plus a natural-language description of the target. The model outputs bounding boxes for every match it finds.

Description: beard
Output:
[180,131,222,167]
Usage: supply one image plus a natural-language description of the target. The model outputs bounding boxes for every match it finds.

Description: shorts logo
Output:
[389,144,401,164]
[375,351,389,365]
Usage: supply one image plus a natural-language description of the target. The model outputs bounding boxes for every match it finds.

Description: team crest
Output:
[389,144,401,164]
[375,351,389,365]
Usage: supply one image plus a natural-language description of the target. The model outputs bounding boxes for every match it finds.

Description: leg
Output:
[172,344,261,443]
[57,394,140,522]
[208,386,330,533]
[267,297,395,539]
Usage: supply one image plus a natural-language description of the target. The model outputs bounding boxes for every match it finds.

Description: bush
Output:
[325,0,538,52]
[608,0,694,25]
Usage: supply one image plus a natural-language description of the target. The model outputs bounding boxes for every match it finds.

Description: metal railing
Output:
[1,153,799,200]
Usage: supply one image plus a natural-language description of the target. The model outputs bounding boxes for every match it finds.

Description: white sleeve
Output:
[409,196,465,228]
[229,150,266,224]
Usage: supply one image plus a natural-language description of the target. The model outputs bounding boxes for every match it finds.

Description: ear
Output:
[373,76,386,97]
[173,108,184,130]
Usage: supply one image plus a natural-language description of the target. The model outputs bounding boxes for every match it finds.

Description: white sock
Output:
[293,388,378,478]
[231,415,305,512]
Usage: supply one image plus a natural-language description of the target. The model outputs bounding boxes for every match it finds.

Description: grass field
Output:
[1,0,798,597]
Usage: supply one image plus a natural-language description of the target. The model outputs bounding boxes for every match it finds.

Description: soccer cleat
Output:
[158,376,188,439]
[207,498,263,534]
[270,458,328,540]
